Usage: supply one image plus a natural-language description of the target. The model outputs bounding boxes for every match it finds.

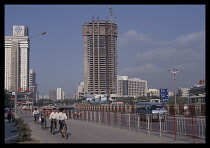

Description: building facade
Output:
[29,69,37,92]
[29,69,38,102]
[5,25,30,92]
[117,76,147,97]
[178,87,190,98]
[57,88,65,100]
[147,88,160,98]
[49,89,57,101]
[74,81,84,100]
[83,19,118,95]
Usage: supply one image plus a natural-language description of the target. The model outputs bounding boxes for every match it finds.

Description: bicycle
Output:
[41,118,47,129]
[61,120,68,139]
[51,119,57,135]
[34,114,39,124]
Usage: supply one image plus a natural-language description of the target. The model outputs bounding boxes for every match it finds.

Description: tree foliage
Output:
[5,90,13,108]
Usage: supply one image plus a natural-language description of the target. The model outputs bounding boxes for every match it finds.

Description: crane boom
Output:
[29,32,46,39]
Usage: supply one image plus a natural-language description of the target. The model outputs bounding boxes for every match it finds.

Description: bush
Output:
[15,118,32,142]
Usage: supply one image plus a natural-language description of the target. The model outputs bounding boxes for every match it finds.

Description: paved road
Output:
[17,113,191,143]
[4,119,18,143]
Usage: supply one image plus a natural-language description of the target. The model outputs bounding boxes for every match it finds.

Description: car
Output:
[136,102,168,121]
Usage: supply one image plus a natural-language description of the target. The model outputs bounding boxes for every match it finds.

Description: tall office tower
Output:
[83,18,118,95]
[5,25,30,92]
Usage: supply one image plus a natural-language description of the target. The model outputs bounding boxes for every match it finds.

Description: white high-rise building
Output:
[5,25,30,92]
[57,88,65,100]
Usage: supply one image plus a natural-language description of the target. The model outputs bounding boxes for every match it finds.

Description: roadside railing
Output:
[67,110,205,143]
[74,104,205,116]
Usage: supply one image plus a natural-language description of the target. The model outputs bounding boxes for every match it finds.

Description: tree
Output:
[5,90,13,108]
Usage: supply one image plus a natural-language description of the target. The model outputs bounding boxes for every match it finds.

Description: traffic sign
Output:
[159,89,169,102]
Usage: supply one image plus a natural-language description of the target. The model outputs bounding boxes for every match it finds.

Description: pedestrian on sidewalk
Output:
[7,109,12,123]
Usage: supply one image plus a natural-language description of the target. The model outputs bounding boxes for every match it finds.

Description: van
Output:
[136,102,168,121]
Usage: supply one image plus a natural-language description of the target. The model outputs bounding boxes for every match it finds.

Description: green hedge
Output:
[15,118,32,142]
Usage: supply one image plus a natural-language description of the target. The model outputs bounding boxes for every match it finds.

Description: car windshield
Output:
[151,105,165,110]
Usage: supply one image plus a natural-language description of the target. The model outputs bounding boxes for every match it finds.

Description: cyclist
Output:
[40,108,47,129]
[49,108,58,134]
[32,108,39,124]
[58,109,68,137]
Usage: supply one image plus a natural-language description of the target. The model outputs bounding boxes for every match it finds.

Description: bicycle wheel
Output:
[44,119,47,130]
[35,117,37,124]
[41,121,44,129]
[61,123,66,138]
[52,121,55,134]
[64,126,67,138]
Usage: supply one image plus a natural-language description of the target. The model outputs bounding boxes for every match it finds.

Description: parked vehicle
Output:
[136,102,168,121]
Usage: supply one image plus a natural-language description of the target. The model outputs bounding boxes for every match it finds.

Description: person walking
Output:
[184,105,188,114]
[7,109,12,123]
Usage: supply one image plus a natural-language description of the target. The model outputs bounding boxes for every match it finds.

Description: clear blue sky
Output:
[5,5,205,98]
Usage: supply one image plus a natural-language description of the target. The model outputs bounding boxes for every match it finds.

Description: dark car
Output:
[58,107,75,112]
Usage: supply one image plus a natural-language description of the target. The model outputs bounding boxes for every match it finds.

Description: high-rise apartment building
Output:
[5,25,30,92]
[83,18,118,95]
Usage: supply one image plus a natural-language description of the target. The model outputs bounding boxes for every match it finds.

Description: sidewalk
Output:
[4,119,18,143]
[18,113,191,143]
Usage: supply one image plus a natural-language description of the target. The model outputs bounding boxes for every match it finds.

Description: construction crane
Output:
[29,32,46,39]
[109,6,117,22]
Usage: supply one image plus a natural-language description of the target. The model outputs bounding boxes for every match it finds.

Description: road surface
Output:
[17,113,191,143]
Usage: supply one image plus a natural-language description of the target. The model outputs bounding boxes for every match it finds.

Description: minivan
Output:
[136,102,168,121]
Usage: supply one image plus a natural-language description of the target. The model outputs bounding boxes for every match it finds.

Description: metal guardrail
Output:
[67,110,205,142]
[74,104,205,116]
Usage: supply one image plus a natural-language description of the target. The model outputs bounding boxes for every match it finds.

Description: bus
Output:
[188,95,205,105]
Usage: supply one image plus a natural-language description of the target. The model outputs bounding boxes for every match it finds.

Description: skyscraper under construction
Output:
[83,17,118,95]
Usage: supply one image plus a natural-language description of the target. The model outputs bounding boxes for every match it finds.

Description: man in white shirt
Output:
[49,108,58,134]
[57,109,68,136]
[32,108,39,123]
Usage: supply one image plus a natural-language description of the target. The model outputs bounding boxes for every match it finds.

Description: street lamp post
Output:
[13,32,46,115]
[168,68,181,105]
